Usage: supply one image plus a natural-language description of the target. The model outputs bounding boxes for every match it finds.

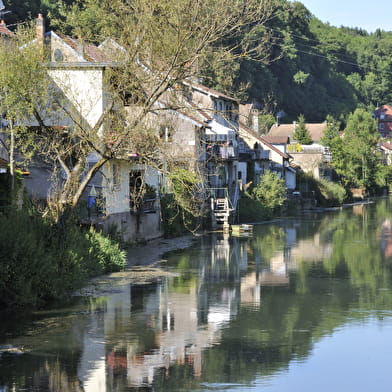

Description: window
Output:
[112,162,120,190]
[129,171,144,211]
[159,124,173,142]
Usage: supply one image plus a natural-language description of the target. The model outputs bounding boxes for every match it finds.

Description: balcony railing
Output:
[255,150,270,160]
[206,144,237,160]
[130,197,157,214]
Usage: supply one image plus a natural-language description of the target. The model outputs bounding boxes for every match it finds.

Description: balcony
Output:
[206,144,237,160]
[255,149,270,160]
[130,197,157,214]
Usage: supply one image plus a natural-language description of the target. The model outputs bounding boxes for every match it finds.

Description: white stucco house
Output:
[22,15,162,241]
[239,122,296,191]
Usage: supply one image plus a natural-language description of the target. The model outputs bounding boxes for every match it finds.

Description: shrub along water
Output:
[0,208,126,309]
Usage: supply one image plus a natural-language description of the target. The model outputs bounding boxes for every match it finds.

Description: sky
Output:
[297,0,391,33]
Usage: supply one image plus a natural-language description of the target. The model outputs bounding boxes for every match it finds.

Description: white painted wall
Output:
[102,161,160,215]
[48,68,104,130]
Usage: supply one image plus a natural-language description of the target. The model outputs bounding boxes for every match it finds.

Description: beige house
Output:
[266,121,332,180]
[20,15,163,241]
[381,142,392,166]
[267,121,327,143]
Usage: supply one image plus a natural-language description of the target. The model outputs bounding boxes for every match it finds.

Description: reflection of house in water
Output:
[380,219,392,258]
[77,225,334,390]
[87,236,256,389]
[289,232,333,264]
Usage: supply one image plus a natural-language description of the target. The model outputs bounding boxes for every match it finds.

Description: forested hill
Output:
[4,0,392,123]
[202,1,392,124]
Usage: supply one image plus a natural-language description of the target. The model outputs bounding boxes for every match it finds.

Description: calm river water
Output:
[2,198,392,391]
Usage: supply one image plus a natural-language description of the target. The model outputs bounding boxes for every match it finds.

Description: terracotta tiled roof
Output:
[263,135,290,144]
[0,21,14,36]
[381,142,392,151]
[267,122,327,143]
[57,33,112,63]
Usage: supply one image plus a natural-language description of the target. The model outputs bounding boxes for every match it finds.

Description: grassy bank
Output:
[0,208,126,309]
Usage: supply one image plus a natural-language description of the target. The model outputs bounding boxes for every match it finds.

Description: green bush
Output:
[318,178,347,206]
[238,197,274,223]
[160,193,202,237]
[0,208,126,309]
[296,171,348,207]
[251,171,287,210]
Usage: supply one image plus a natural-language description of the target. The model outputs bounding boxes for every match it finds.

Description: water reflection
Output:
[2,198,392,391]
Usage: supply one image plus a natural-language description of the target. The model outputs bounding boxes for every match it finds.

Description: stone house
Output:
[20,15,163,241]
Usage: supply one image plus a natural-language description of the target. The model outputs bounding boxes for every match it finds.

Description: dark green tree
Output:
[293,114,312,144]
[320,115,341,147]
[330,108,381,192]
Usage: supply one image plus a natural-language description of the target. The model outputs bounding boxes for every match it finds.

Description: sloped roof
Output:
[55,32,114,63]
[268,122,327,143]
[0,21,14,36]
[381,142,392,151]
[188,82,239,103]
[239,122,290,160]
[263,135,290,145]
[156,100,211,129]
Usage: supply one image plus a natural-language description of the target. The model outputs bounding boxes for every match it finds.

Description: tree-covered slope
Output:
[4,0,392,122]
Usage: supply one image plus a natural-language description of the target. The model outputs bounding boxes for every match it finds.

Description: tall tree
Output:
[293,114,312,144]
[320,114,340,147]
[330,108,380,191]
[0,0,278,224]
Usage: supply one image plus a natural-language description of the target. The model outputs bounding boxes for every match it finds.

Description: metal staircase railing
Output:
[209,184,240,225]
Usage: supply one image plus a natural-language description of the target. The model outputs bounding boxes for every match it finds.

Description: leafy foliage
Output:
[4,0,392,122]
[0,208,126,308]
[251,170,287,210]
[238,197,274,222]
[293,114,312,144]
[329,108,381,191]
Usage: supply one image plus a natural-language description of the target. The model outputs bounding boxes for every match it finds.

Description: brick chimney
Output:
[36,14,45,46]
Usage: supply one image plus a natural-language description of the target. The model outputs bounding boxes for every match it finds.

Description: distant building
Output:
[267,121,327,144]
[374,104,392,138]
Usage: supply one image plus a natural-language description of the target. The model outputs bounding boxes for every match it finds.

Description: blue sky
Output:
[297,0,390,33]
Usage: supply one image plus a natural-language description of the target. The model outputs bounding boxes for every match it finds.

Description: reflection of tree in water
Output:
[4,199,392,391]
[0,313,87,392]
[152,198,392,390]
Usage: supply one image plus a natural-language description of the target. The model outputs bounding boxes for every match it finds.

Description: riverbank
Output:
[74,198,383,297]
[73,234,197,297]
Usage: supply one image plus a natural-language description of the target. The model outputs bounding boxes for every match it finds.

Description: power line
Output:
[264,29,392,76]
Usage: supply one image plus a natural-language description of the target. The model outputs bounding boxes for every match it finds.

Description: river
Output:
[2,197,392,391]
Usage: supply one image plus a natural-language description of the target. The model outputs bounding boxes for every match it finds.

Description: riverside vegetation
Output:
[2,0,392,310]
[0,206,127,309]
